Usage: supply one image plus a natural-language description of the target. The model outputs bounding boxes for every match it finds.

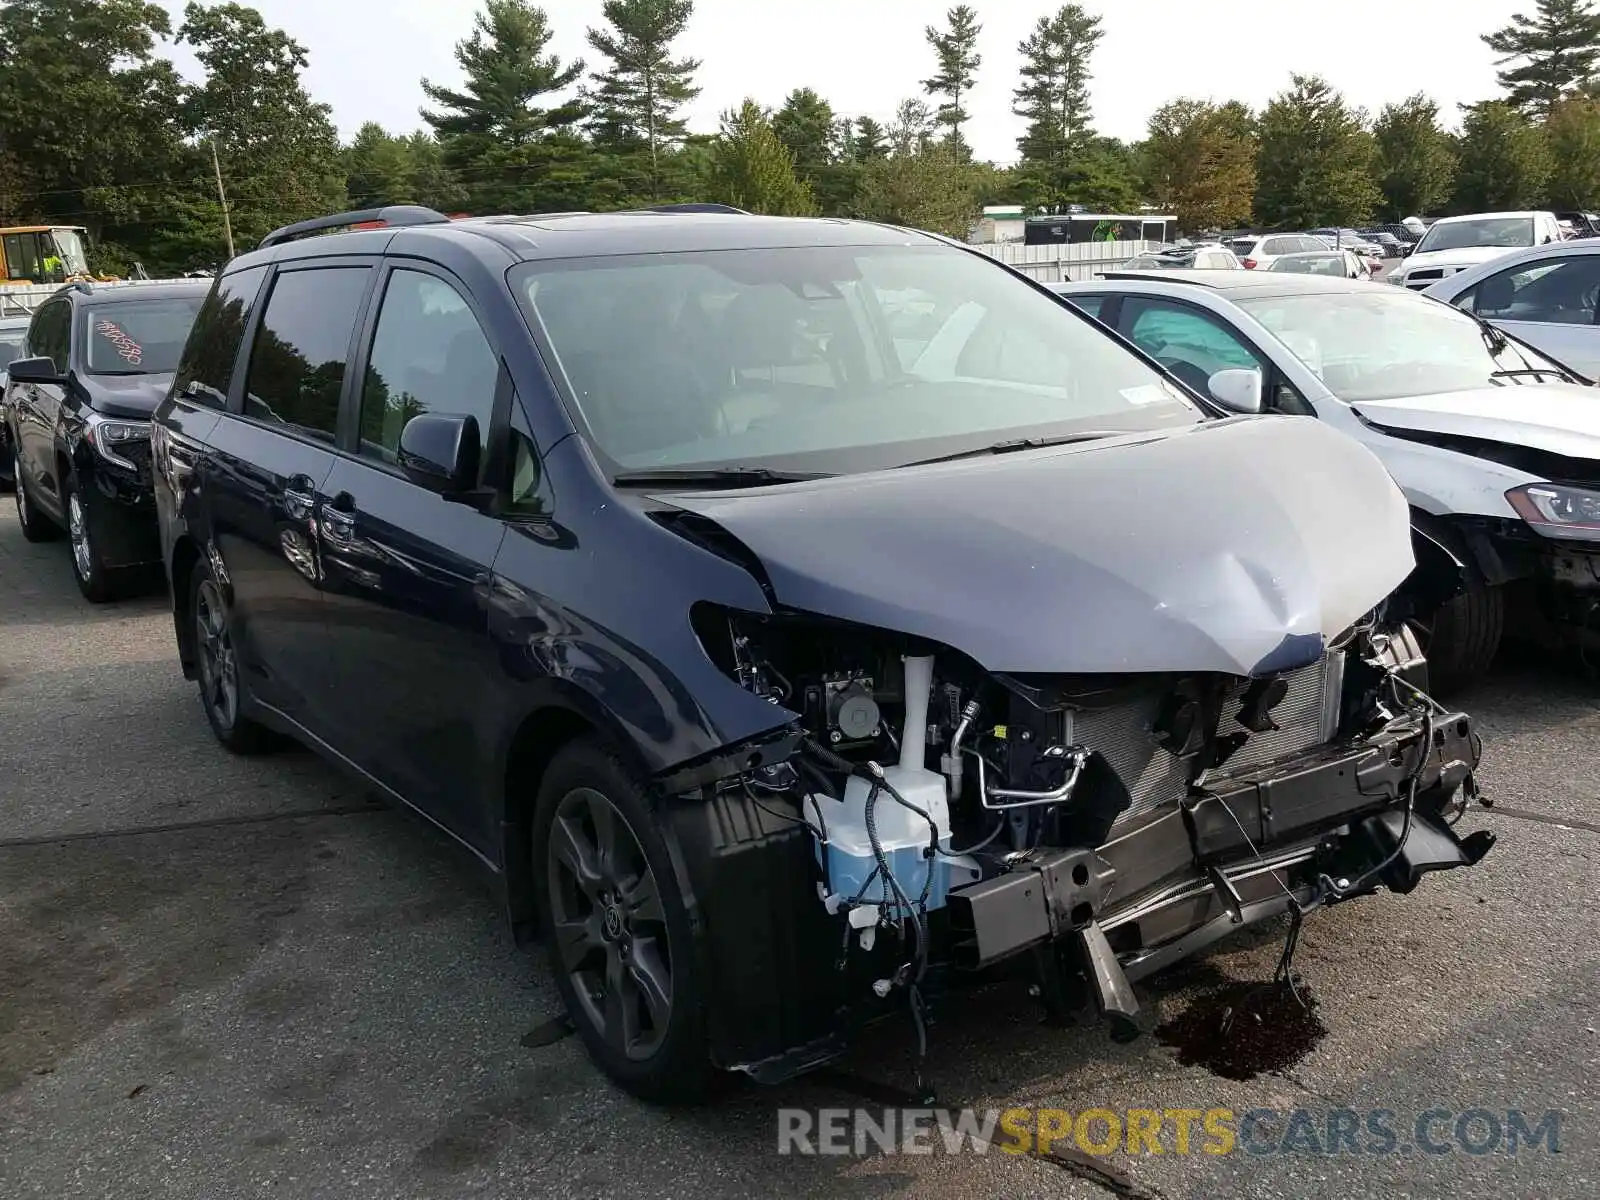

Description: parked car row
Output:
[3,205,1507,1104]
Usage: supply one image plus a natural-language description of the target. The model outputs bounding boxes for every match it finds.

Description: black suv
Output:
[6,280,207,599]
[152,205,1487,1101]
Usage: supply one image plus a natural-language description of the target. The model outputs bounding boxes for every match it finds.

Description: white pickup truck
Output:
[1388,211,1564,291]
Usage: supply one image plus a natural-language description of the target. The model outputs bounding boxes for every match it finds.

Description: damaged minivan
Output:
[152,205,1493,1102]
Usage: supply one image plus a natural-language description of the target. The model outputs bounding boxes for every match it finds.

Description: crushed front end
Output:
[662,609,1493,1086]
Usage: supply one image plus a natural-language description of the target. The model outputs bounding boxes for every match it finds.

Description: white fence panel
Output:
[0,283,63,317]
[970,239,1155,282]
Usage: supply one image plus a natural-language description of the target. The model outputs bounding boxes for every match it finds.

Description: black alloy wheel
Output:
[534,740,709,1101]
[190,558,278,753]
[64,472,118,602]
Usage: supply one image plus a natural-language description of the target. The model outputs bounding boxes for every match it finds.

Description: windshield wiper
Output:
[899,431,1123,468]
[610,466,832,488]
[1489,367,1570,381]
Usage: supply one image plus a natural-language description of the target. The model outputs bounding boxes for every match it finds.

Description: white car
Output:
[1267,249,1377,280]
[1421,240,1600,379]
[1122,243,1242,270]
[1308,229,1384,258]
[1053,268,1600,687]
[1225,232,1330,271]
[1388,211,1564,291]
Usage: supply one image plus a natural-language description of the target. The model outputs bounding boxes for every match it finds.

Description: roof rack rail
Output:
[258,205,450,250]
[646,203,749,215]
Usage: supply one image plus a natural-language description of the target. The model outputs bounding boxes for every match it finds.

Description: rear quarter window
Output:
[171,267,269,409]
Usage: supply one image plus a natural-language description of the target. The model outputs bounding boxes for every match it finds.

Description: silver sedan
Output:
[1422,240,1600,379]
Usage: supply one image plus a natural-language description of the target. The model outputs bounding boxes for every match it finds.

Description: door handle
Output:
[321,491,356,542]
[283,474,318,521]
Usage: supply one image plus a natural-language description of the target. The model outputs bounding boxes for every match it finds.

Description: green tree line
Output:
[2,0,1599,276]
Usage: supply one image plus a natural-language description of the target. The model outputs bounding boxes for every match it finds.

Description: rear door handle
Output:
[321,491,356,542]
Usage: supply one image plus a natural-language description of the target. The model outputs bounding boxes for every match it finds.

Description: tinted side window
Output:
[172,266,267,409]
[1064,294,1105,318]
[357,269,498,471]
[242,268,370,442]
[1123,298,1265,394]
[1462,256,1600,324]
[28,301,70,372]
[1263,238,1294,256]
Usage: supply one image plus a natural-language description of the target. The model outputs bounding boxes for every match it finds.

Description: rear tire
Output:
[1418,585,1504,693]
[532,738,712,1103]
[12,458,58,543]
[189,556,280,754]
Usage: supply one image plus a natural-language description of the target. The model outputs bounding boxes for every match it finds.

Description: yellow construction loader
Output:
[0,225,113,285]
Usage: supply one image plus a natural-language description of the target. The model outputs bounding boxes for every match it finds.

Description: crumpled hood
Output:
[86,372,175,419]
[667,417,1414,677]
[1354,383,1600,460]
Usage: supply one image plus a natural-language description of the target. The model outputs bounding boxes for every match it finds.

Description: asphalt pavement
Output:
[2,498,1597,1200]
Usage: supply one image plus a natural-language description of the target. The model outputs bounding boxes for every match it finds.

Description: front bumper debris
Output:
[943,708,1486,980]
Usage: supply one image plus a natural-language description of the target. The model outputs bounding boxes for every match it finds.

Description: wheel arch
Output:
[496,685,655,943]
[169,534,203,680]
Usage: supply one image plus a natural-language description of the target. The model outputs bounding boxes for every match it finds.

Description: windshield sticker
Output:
[1120,383,1172,406]
[95,320,143,366]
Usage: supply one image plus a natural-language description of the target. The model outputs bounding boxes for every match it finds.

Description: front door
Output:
[318,264,508,850]
[204,262,376,728]
[13,298,71,517]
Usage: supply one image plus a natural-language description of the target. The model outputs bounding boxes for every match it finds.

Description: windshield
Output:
[510,244,1201,476]
[1415,217,1535,254]
[51,229,90,276]
[84,297,204,375]
[0,329,24,370]
[1237,289,1571,401]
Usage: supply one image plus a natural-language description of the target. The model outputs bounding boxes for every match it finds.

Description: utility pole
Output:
[210,138,236,260]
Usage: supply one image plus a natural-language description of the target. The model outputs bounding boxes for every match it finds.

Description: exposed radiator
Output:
[1071,654,1341,826]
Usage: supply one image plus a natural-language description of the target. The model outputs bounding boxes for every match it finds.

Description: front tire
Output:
[532,739,711,1103]
[189,556,279,754]
[1417,585,1504,693]
[64,471,121,603]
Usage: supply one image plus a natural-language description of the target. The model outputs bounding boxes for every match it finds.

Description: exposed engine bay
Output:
[678,604,1494,1090]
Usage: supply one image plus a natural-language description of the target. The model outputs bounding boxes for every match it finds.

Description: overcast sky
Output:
[157,0,1528,161]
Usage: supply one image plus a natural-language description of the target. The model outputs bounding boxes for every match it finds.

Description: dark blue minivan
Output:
[151,205,1489,1101]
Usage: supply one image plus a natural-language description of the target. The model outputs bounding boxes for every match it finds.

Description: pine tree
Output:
[854,117,890,161]
[422,0,589,213]
[584,0,700,198]
[1483,0,1600,116]
[923,5,982,156]
[1013,5,1101,165]
[772,89,838,182]
[709,100,814,215]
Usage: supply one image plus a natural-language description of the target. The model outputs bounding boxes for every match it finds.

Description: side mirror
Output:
[5,356,63,385]
[398,413,480,495]
[1208,368,1265,414]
